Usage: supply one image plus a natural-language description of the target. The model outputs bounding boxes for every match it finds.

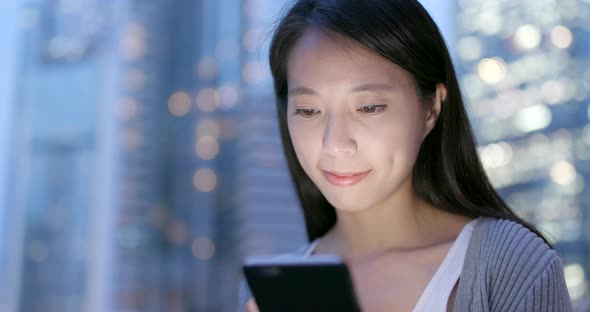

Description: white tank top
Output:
[304,218,478,311]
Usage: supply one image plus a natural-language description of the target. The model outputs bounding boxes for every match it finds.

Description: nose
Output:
[322,113,357,157]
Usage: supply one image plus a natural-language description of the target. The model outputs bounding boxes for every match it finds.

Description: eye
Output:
[357,105,387,115]
[293,108,320,118]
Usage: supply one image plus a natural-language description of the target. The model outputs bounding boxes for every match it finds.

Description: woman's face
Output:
[286,29,439,212]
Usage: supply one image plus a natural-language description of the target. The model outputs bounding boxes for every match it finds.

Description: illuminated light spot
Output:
[219,85,239,109]
[550,160,576,185]
[513,104,551,133]
[457,36,483,61]
[242,61,267,84]
[196,88,220,112]
[193,168,217,192]
[119,96,139,121]
[477,57,506,85]
[123,128,142,150]
[168,91,191,116]
[513,24,541,51]
[196,119,221,139]
[121,22,146,61]
[196,136,220,160]
[564,263,585,289]
[192,237,215,260]
[124,69,146,92]
[551,25,573,49]
[564,263,588,300]
[478,142,513,169]
[196,57,218,80]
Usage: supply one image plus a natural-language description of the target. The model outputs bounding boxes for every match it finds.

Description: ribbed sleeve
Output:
[515,255,573,311]
[455,217,574,311]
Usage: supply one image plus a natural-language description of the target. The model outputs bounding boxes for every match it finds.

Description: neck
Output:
[319,185,472,261]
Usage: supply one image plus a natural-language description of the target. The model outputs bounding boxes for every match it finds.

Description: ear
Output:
[423,83,446,139]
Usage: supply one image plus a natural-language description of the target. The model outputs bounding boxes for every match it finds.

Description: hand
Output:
[245,298,260,312]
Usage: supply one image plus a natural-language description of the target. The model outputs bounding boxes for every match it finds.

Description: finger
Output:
[246,298,260,312]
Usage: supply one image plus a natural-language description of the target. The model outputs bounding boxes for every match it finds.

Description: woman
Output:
[238,0,573,311]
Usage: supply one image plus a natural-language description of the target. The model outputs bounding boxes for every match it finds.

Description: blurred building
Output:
[453,0,590,305]
[0,1,124,312]
[0,0,306,311]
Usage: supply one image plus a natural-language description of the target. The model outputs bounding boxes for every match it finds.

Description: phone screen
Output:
[243,255,362,312]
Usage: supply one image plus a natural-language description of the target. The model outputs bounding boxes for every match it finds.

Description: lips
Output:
[322,170,370,187]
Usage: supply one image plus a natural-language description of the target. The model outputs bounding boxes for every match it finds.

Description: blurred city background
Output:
[0,0,589,311]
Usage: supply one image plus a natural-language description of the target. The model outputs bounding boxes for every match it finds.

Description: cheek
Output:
[288,122,319,167]
[367,122,424,169]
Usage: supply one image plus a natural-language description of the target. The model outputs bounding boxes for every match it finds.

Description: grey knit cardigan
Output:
[237,217,574,311]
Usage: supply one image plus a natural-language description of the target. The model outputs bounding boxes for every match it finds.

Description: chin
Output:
[323,194,373,213]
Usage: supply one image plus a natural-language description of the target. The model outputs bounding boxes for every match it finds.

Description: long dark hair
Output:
[268,0,553,247]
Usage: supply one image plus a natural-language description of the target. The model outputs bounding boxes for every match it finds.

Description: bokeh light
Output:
[196,136,220,160]
[550,160,577,186]
[551,25,574,49]
[242,60,267,84]
[193,168,217,192]
[477,57,507,84]
[196,88,220,112]
[192,237,215,260]
[121,22,146,61]
[168,91,192,116]
[513,104,552,133]
[196,119,221,139]
[513,24,542,51]
[119,96,139,121]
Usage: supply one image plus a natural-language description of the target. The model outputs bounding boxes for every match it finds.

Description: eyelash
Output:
[293,105,387,118]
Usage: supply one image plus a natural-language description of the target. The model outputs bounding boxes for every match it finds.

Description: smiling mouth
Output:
[322,170,370,186]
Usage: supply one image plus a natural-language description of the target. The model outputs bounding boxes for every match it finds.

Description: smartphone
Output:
[243,254,362,312]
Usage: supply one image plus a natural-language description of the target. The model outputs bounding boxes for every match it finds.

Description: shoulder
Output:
[471,217,556,267]
[459,217,573,310]
[468,217,558,277]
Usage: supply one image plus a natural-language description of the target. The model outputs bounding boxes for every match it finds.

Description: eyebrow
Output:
[288,82,396,97]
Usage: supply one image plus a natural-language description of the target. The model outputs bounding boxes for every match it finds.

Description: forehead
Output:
[286,28,413,89]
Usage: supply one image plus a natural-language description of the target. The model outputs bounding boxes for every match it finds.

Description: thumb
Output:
[246,298,260,312]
